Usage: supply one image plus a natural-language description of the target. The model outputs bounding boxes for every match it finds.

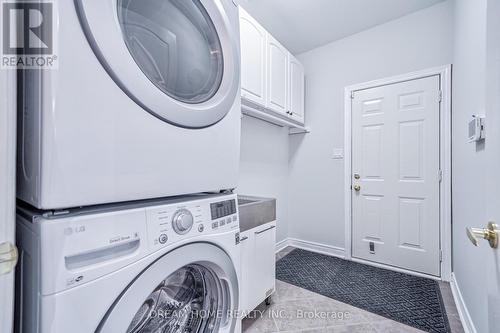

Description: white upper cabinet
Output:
[239,8,306,128]
[239,8,267,106]
[288,53,305,124]
[266,34,289,115]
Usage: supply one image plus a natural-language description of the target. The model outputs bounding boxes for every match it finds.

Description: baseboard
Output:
[276,237,345,258]
[275,238,290,253]
[450,273,477,333]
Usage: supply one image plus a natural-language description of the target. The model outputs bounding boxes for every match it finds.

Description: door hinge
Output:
[439,250,443,262]
[438,90,443,102]
[350,91,355,99]
[438,170,443,183]
[0,242,18,276]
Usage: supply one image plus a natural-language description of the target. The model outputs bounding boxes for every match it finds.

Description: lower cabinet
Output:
[240,221,276,314]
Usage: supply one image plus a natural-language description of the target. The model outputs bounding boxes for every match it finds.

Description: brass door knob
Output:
[466,222,498,249]
[353,185,361,192]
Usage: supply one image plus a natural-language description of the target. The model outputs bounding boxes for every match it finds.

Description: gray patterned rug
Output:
[276,249,450,333]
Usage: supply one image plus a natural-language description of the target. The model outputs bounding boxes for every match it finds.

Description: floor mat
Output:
[276,249,450,333]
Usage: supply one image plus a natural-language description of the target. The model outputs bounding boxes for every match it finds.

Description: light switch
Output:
[332,148,344,160]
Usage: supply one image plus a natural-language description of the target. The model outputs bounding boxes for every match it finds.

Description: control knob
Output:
[172,209,194,235]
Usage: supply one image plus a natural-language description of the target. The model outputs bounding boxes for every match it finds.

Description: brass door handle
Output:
[466,222,498,249]
[353,185,361,192]
[0,242,18,276]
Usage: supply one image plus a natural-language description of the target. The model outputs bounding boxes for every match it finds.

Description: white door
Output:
[239,223,276,313]
[267,34,288,115]
[239,8,267,106]
[485,4,500,330]
[351,76,441,276]
[253,223,276,300]
[288,53,305,124]
[0,69,17,332]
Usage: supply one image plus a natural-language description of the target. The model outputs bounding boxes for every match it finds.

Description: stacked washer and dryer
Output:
[15,1,242,332]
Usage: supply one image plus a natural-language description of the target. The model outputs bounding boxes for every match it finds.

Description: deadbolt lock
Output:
[466,222,498,249]
[354,174,360,179]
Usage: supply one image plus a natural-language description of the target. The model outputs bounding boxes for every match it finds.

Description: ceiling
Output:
[238,0,445,54]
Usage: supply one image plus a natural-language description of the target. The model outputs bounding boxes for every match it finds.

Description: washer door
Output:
[75,0,240,128]
[97,243,238,333]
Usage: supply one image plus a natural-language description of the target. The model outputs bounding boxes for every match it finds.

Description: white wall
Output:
[452,0,500,332]
[287,1,454,249]
[238,116,289,242]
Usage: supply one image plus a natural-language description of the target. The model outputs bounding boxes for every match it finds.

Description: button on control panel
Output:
[159,234,168,244]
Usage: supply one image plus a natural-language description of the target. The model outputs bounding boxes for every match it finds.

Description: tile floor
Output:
[242,247,465,333]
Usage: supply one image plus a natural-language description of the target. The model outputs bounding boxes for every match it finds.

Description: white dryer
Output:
[16,194,241,333]
[18,0,241,209]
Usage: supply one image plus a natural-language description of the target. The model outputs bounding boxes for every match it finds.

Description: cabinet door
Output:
[253,223,276,303]
[288,53,305,125]
[267,35,288,115]
[239,8,267,106]
[239,230,253,313]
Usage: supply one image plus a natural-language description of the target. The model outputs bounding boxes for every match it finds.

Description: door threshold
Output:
[351,257,443,281]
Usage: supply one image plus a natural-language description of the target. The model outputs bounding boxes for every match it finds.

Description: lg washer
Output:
[15,193,242,333]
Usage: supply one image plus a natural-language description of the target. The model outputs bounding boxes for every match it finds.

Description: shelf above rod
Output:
[241,104,310,135]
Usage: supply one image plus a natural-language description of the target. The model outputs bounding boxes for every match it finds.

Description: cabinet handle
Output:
[240,236,249,242]
[255,225,276,234]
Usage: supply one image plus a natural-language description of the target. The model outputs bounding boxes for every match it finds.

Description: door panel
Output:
[288,53,305,124]
[0,69,16,333]
[352,76,441,276]
[253,224,276,300]
[266,35,288,115]
[239,8,267,106]
[240,223,276,313]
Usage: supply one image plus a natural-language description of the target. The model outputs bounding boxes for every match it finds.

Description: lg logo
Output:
[2,1,53,55]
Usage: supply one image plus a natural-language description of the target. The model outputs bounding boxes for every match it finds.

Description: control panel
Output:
[146,194,239,250]
[30,194,239,295]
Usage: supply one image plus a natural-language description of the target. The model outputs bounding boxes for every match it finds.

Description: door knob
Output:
[466,222,498,249]
[0,242,18,276]
[353,185,361,192]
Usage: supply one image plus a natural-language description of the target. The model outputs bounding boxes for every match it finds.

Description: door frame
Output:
[0,67,17,332]
[343,65,452,281]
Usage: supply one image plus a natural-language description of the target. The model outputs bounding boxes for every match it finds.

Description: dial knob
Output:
[172,209,194,235]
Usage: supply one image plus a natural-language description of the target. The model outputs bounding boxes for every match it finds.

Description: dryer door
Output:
[97,243,238,333]
[75,0,240,128]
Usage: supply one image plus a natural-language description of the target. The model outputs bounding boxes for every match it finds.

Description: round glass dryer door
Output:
[97,243,238,333]
[75,0,240,128]
[118,0,223,105]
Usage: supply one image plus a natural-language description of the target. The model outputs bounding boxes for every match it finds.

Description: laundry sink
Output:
[237,195,276,232]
